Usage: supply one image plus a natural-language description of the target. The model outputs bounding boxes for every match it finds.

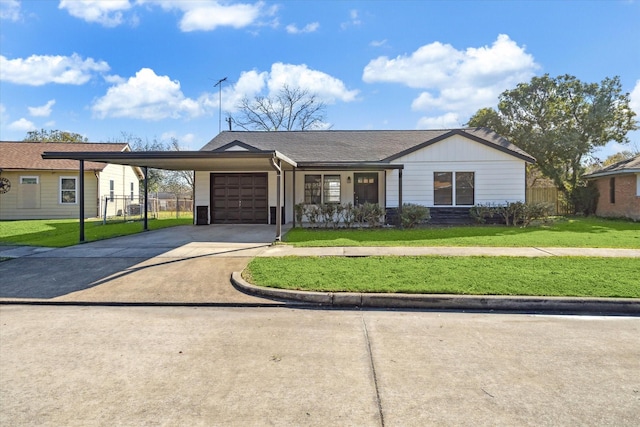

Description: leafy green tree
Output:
[467,74,637,200]
[23,129,88,142]
[602,150,638,166]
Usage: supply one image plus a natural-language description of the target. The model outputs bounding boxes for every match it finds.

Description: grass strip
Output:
[0,217,193,247]
[284,217,640,249]
[245,256,640,298]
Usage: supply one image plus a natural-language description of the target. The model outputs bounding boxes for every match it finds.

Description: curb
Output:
[231,272,640,315]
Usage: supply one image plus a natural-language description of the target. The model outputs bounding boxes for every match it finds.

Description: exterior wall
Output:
[98,163,141,217]
[387,134,527,206]
[0,170,99,220]
[592,174,640,220]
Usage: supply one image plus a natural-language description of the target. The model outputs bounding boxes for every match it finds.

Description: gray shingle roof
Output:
[583,154,640,179]
[200,128,535,163]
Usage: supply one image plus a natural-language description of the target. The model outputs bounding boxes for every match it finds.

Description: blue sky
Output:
[1,0,638,159]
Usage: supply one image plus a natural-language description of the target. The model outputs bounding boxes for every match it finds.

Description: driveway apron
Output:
[0,225,286,304]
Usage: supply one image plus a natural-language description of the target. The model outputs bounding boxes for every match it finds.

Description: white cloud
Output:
[8,117,36,132]
[92,68,203,120]
[417,112,463,129]
[0,53,110,86]
[286,22,319,34]
[629,80,640,116]
[363,34,539,127]
[0,0,20,21]
[139,0,266,32]
[266,63,359,103]
[28,99,56,117]
[341,9,361,29]
[59,0,132,27]
[370,39,387,48]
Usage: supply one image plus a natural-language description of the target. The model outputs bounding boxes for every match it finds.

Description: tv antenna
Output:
[214,77,227,133]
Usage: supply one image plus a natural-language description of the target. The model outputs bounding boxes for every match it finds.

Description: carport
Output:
[41,150,297,243]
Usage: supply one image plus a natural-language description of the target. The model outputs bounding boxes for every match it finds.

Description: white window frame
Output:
[636,174,640,197]
[59,176,78,204]
[434,171,475,206]
[20,176,39,185]
[130,182,135,200]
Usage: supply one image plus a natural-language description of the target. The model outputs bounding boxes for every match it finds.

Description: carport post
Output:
[292,167,296,227]
[398,168,403,226]
[79,159,85,243]
[143,166,149,231]
[271,157,282,241]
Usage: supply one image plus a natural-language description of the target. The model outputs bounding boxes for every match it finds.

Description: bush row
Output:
[294,203,430,229]
[469,202,553,227]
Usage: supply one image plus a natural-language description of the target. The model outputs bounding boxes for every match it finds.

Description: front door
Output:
[210,173,268,224]
[354,173,378,205]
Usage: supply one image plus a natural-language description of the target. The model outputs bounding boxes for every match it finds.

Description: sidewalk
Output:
[257,245,640,258]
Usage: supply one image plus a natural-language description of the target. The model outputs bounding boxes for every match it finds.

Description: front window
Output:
[456,172,475,205]
[60,177,77,204]
[609,177,615,204]
[130,182,134,200]
[323,175,341,204]
[434,172,453,205]
[304,175,322,204]
[434,172,475,206]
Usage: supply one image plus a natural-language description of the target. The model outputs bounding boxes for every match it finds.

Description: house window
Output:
[130,182,134,200]
[637,175,640,197]
[304,175,322,204]
[434,172,453,205]
[60,177,77,204]
[20,176,39,185]
[304,174,342,204]
[110,180,115,201]
[609,177,615,204]
[434,172,475,206]
[323,175,341,204]
[456,172,475,205]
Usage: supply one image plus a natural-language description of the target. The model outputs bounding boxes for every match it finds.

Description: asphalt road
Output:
[1,305,638,426]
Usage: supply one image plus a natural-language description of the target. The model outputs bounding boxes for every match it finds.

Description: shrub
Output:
[320,203,337,228]
[305,205,321,228]
[469,204,495,224]
[362,202,385,228]
[294,203,304,226]
[400,203,430,228]
[470,202,552,227]
[571,182,599,216]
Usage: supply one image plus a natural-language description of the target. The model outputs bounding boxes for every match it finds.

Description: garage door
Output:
[211,173,268,224]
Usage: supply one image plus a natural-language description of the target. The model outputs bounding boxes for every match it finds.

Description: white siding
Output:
[387,134,527,206]
[98,164,141,217]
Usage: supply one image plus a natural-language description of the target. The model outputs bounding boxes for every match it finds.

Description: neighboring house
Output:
[583,155,640,221]
[193,128,535,224]
[0,142,143,220]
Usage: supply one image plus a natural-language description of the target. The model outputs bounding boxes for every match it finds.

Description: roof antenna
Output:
[226,117,232,131]
[214,77,227,134]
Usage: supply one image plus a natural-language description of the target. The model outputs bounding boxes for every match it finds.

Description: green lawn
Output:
[284,217,640,248]
[245,256,640,298]
[0,217,194,247]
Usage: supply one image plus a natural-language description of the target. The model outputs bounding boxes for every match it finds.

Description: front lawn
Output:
[0,217,194,247]
[284,217,640,249]
[245,256,640,298]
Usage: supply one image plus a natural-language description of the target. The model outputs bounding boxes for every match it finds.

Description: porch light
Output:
[347,176,351,184]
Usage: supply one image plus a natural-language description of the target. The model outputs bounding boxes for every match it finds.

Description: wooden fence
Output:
[526,187,573,215]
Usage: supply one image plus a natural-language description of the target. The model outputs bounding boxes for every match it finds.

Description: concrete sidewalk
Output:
[258,245,640,258]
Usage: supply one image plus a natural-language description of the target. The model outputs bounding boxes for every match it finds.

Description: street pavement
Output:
[1,305,638,426]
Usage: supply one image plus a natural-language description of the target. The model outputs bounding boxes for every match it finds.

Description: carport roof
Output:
[41,150,298,171]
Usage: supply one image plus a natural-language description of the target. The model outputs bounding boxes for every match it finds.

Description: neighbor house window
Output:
[130,182,134,200]
[609,177,615,204]
[110,180,115,201]
[304,175,321,204]
[323,175,341,204]
[20,176,39,185]
[637,175,640,197]
[434,172,475,206]
[60,177,77,204]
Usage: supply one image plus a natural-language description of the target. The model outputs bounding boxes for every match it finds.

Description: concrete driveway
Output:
[0,225,288,304]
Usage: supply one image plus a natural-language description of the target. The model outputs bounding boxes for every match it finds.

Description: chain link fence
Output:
[101,195,193,222]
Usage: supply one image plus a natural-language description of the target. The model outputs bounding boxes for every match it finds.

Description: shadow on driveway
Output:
[0,225,284,302]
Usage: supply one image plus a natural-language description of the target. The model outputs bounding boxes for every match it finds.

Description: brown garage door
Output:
[211,173,268,224]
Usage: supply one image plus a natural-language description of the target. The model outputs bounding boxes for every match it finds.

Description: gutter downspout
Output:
[270,156,282,241]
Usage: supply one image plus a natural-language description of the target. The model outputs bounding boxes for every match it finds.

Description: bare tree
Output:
[233,84,327,131]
